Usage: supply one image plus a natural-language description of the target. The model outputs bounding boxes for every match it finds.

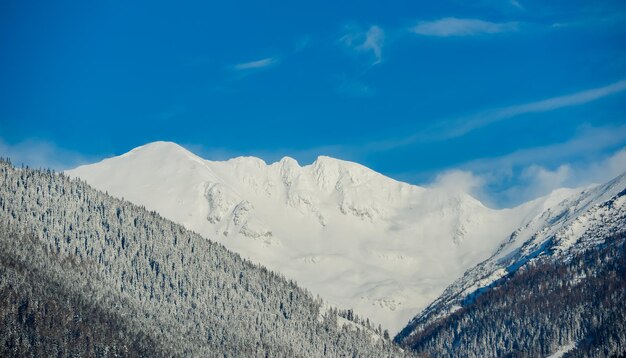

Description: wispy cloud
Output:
[377,122,626,208]
[433,125,626,207]
[429,170,487,197]
[423,145,626,208]
[495,147,626,207]
[361,26,384,64]
[410,17,519,37]
[551,13,626,31]
[0,138,100,170]
[441,79,626,139]
[294,35,311,52]
[232,57,280,71]
[463,124,626,173]
[223,55,282,83]
[509,0,524,10]
[340,24,385,65]
[370,79,626,149]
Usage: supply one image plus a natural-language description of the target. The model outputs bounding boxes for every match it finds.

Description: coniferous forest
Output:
[0,159,410,357]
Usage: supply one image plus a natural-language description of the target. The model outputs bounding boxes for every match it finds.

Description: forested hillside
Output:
[0,159,409,357]
[397,231,626,357]
[396,171,626,357]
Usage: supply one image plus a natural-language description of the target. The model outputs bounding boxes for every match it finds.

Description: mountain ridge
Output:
[66,141,577,333]
[395,168,626,356]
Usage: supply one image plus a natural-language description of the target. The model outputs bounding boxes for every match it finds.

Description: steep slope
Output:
[395,171,626,357]
[0,226,165,357]
[0,159,409,357]
[398,231,626,357]
[67,141,548,332]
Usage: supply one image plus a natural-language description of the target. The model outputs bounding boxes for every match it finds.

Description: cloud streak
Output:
[0,138,99,170]
[442,79,626,139]
[360,26,384,64]
[369,78,626,150]
[462,124,626,173]
[232,57,280,71]
[410,18,519,37]
[340,24,385,65]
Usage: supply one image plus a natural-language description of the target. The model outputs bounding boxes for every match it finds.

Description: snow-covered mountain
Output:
[66,141,565,332]
[396,170,626,346]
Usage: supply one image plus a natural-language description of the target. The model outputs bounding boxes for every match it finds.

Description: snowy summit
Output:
[67,141,572,332]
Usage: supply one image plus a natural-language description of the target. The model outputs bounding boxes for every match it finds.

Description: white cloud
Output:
[361,26,384,64]
[483,147,625,208]
[498,148,626,206]
[232,57,280,71]
[514,164,573,198]
[0,138,97,170]
[464,124,626,172]
[410,18,519,37]
[421,147,626,209]
[409,125,626,208]
[509,0,524,10]
[429,169,486,198]
[577,147,626,184]
[340,25,385,65]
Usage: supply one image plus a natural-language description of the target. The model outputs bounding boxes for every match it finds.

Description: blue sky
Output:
[1,0,625,207]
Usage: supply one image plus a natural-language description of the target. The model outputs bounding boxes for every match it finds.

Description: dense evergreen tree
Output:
[0,159,411,357]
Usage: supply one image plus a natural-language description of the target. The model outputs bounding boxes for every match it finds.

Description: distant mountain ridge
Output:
[67,141,574,332]
[395,170,626,357]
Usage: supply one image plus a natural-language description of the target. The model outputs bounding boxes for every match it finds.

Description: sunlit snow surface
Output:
[400,169,626,338]
[67,141,570,332]
[545,342,577,358]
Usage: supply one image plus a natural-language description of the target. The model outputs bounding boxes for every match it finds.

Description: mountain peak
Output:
[138,142,230,169]
[67,140,545,333]
[129,141,189,154]
[278,156,299,167]
[225,156,268,168]
[310,155,375,176]
[312,155,351,166]
[118,141,204,163]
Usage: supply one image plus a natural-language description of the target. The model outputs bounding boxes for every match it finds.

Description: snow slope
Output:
[397,170,626,340]
[66,141,562,332]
